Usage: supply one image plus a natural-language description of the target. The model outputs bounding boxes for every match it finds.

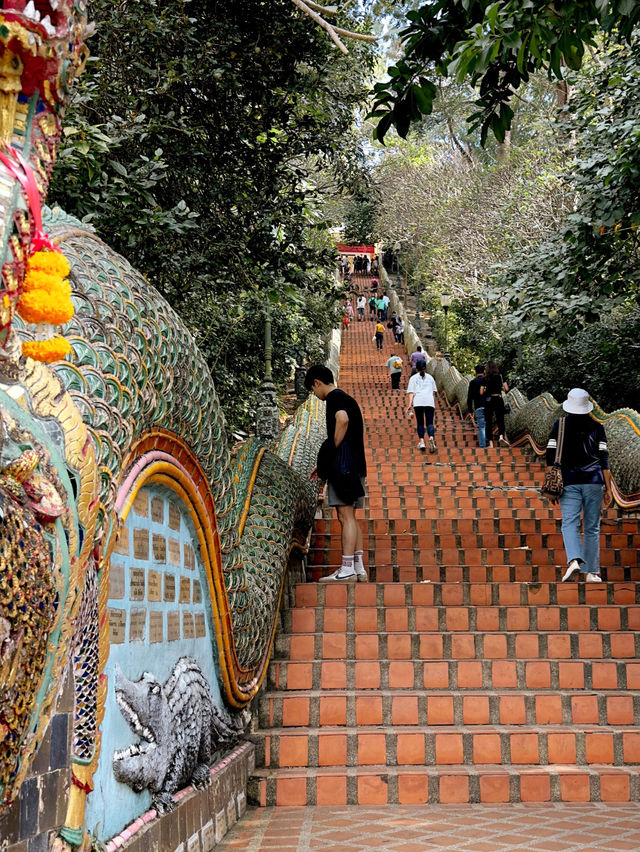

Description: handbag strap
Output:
[554,419,566,465]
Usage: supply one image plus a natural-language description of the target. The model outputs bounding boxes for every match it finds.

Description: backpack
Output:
[392,358,402,370]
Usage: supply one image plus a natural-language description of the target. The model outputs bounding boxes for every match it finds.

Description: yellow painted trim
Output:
[237,448,266,538]
[288,430,300,467]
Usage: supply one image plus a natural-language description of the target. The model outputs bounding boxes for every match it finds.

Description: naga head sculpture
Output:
[0,1,91,349]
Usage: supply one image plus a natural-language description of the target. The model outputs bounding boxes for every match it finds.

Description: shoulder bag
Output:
[541,419,565,503]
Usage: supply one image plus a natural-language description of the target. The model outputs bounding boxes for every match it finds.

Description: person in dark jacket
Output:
[305,365,368,583]
[480,361,509,447]
[546,388,613,583]
[467,363,487,448]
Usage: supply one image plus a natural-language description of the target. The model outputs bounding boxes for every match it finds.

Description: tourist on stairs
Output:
[305,366,368,583]
[480,361,510,447]
[546,388,613,583]
[409,345,425,374]
[374,320,384,351]
[386,352,403,390]
[467,363,487,449]
[406,360,438,453]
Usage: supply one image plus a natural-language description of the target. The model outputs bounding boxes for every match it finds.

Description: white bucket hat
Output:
[562,388,593,414]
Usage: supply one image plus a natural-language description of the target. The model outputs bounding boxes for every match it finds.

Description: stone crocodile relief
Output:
[0,2,323,849]
[391,287,640,509]
[112,657,248,815]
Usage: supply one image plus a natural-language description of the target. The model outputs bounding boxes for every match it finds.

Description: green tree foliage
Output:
[371,0,640,144]
[50,0,375,429]
[492,39,640,409]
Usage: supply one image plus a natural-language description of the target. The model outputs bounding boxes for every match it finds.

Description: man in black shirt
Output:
[305,365,367,582]
[466,363,487,448]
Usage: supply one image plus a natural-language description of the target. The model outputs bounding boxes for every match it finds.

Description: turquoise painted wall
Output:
[86,484,224,842]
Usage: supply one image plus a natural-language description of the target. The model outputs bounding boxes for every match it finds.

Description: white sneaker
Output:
[418,439,426,451]
[586,573,602,583]
[319,568,357,583]
[562,559,582,582]
[355,566,369,583]
[498,435,510,447]
[428,436,436,453]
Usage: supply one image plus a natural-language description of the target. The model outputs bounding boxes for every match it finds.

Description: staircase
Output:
[251,293,640,807]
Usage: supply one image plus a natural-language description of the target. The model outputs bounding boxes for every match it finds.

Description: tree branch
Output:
[290,0,376,54]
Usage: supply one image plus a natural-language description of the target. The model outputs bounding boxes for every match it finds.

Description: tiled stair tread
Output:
[261,688,640,699]
[307,566,640,582]
[250,763,640,775]
[255,723,640,735]
[260,701,640,729]
[294,582,640,606]
[285,619,640,635]
[268,660,640,691]
[275,630,640,649]
[251,764,640,806]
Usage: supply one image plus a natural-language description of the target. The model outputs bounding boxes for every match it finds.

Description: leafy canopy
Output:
[371,0,640,144]
[50,0,376,430]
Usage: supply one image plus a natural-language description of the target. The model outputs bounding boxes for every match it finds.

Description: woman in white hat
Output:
[545,388,613,582]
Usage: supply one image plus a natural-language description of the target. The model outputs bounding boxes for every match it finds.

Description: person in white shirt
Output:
[356,294,366,321]
[406,361,438,452]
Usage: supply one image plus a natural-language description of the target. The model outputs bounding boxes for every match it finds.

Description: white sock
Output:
[354,550,364,571]
[340,555,355,574]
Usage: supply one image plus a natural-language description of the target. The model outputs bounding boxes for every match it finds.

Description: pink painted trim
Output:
[103,742,253,850]
[115,452,192,514]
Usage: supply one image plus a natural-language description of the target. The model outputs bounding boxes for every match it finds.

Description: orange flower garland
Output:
[21,336,72,363]
[17,249,74,362]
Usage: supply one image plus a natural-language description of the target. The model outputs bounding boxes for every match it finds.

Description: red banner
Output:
[336,244,375,254]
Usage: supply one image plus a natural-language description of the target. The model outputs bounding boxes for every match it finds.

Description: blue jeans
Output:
[559,483,604,574]
[475,406,486,448]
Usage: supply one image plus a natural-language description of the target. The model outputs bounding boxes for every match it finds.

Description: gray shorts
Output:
[327,477,367,508]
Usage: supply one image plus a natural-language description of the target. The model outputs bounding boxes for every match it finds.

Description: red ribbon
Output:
[0,143,59,254]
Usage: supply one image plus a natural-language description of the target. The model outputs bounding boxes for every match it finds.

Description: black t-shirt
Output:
[484,373,505,395]
[467,375,486,411]
[325,388,367,478]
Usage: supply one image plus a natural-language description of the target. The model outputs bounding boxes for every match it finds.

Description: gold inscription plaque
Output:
[109,563,125,599]
[167,611,180,641]
[168,502,181,531]
[195,612,206,638]
[182,612,195,639]
[109,609,126,644]
[133,490,149,517]
[152,533,167,563]
[184,542,195,570]
[149,611,163,643]
[179,577,191,604]
[164,573,176,602]
[133,528,149,560]
[168,538,181,565]
[150,496,164,523]
[130,568,145,601]
[114,528,130,556]
[130,609,146,642]
[148,570,162,602]
[193,582,202,604]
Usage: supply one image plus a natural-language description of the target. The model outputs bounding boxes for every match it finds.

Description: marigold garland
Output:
[17,248,74,362]
[22,337,72,363]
